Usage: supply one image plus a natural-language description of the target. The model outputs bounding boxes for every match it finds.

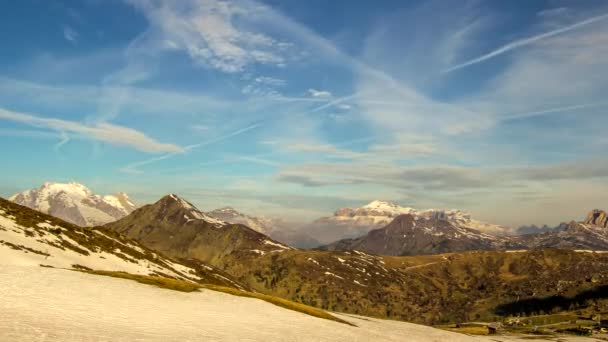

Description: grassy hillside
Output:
[217,249,608,324]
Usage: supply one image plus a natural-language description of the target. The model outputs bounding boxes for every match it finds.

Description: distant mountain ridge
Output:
[206,206,279,234]
[9,182,136,226]
[307,200,509,244]
[514,223,568,235]
[324,208,608,256]
[206,206,321,248]
[321,214,522,256]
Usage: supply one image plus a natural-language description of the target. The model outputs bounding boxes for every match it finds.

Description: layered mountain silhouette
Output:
[323,209,608,255]
[306,200,509,244]
[7,189,608,325]
[320,214,522,255]
[206,206,321,248]
[104,194,293,266]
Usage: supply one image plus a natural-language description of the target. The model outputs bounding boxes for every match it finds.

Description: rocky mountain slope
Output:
[320,214,522,256]
[0,197,242,288]
[220,247,608,325]
[9,182,136,226]
[307,200,509,244]
[104,194,294,265]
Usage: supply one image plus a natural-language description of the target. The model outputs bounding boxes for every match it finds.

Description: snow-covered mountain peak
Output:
[362,200,401,210]
[166,193,196,209]
[358,200,417,216]
[159,194,226,226]
[313,200,510,241]
[207,206,281,234]
[9,182,137,227]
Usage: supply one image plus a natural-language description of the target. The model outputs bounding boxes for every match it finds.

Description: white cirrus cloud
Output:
[307,88,332,98]
[0,107,182,153]
[127,0,292,73]
[63,25,79,43]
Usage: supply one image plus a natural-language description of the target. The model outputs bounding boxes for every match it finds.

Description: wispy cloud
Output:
[444,12,608,72]
[307,89,332,98]
[255,77,287,87]
[0,107,182,153]
[63,25,79,43]
[127,0,292,73]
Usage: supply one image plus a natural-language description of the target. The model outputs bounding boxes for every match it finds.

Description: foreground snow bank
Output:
[0,265,594,342]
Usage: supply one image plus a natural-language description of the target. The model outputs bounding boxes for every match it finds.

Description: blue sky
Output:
[1,0,608,227]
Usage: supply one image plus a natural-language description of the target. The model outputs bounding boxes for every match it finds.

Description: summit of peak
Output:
[363,200,400,208]
[159,194,196,208]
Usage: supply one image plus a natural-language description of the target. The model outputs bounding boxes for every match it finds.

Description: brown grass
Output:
[75,269,352,325]
[201,284,354,326]
[81,270,201,292]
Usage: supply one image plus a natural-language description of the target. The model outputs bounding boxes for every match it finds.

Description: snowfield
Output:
[0,265,596,342]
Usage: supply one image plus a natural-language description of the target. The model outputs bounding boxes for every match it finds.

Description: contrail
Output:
[184,123,261,151]
[311,93,360,113]
[53,132,70,151]
[501,102,608,122]
[121,122,262,173]
[444,12,608,73]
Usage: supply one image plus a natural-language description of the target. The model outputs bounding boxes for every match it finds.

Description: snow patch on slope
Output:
[0,264,513,342]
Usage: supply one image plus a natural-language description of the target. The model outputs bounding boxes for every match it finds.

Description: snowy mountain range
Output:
[321,213,520,256]
[206,207,279,234]
[307,200,510,244]
[9,182,137,226]
[205,206,321,248]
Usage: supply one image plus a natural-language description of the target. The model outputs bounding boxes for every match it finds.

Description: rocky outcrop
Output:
[584,209,608,228]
